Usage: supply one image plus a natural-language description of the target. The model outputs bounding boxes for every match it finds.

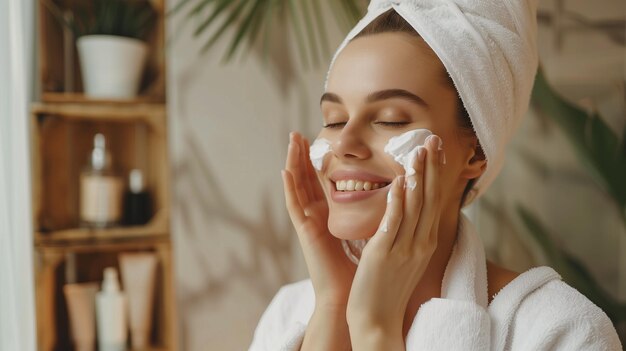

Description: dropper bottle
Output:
[122,169,152,225]
[79,133,123,228]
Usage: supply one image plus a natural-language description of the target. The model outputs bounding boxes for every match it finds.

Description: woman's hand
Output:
[281,132,357,309]
[346,135,445,348]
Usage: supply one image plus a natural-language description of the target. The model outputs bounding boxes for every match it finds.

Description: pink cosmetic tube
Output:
[64,283,98,351]
[119,252,158,349]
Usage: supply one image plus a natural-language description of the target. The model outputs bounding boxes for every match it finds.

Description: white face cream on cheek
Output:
[309,138,332,171]
[383,128,443,189]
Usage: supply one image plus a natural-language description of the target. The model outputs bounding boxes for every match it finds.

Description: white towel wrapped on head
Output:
[324,0,540,207]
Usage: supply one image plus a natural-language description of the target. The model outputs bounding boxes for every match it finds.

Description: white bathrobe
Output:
[248,213,623,350]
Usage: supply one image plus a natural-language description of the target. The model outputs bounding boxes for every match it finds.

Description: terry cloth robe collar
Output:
[248,209,626,351]
[405,211,562,349]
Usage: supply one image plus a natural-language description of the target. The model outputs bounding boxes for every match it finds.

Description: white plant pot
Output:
[77,35,148,99]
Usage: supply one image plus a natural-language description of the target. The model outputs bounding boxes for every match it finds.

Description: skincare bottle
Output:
[80,133,123,228]
[122,169,152,225]
[96,267,128,351]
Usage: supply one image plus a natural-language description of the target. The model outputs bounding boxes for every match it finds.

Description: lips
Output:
[328,170,392,203]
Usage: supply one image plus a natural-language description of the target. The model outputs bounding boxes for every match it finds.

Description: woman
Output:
[249,1,622,350]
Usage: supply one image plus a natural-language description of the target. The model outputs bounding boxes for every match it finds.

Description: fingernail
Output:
[425,135,433,145]
[442,151,447,165]
[418,147,426,161]
[387,189,393,203]
[431,135,441,147]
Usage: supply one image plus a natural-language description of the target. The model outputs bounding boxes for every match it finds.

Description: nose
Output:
[332,122,371,160]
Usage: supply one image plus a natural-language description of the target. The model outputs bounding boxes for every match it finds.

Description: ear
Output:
[460,139,487,180]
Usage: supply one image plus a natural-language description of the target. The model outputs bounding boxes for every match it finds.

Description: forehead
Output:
[326,32,448,97]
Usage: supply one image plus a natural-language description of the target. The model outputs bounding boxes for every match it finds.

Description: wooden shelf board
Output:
[35,224,168,246]
[35,235,171,253]
[42,92,164,105]
[31,101,166,119]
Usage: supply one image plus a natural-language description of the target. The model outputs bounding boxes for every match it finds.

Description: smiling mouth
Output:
[332,179,392,192]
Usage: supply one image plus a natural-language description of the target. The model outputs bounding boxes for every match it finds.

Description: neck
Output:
[402,205,461,338]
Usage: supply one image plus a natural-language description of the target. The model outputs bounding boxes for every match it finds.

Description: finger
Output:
[281,169,307,226]
[286,135,310,205]
[303,137,326,201]
[394,146,426,251]
[368,176,405,253]
[428,199,443,248]
[413,135,442,250]
[294,133,316,202]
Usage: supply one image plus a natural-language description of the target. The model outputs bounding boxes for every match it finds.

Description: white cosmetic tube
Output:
[119,252,158,349]
[63,283,98,351]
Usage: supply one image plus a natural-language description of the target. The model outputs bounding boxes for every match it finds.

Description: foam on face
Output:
[340,129,445,265]
[309,138,332,171]
[384,129,443,190]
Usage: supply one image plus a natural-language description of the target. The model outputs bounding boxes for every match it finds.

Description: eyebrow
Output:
[319,89,429,109]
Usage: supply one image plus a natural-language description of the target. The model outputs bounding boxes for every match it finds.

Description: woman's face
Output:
[317,32,481,240]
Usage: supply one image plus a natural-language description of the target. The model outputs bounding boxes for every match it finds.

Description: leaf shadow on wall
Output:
[172,133,296,344]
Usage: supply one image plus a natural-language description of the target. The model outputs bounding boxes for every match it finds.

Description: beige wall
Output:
[167,4,347,349]
[167,0,625,349]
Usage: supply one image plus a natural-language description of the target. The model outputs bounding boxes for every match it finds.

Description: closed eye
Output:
[323,122,346,129]
[376,121,409,127]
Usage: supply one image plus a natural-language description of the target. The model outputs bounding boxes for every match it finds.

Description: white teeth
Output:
[346,180,355,191]
[337,180,346,191]
[334,180,389,192]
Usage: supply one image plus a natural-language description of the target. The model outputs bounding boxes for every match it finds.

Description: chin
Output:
[328,212,381,240]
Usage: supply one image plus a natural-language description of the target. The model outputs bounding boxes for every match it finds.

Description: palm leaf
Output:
[286,0,311,68]
[531,68,626,212]
[199,0,250,54]
[299,0,320,67]
[516,205,626,324]
[260,0,278,64]
[193,0,234,38]
[166,0,194,16]
[310,0,330,58]
[224,0,264,62]
[168,0,366,67]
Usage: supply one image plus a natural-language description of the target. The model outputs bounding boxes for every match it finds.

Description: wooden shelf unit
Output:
[37,0,167,102]
[34,239,177,351]
[30,100,178,350]
[30,101,179,351]
[33,0,177,348]
[30,102,170,234]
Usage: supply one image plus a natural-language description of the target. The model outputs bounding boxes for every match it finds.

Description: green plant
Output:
[531,68,626,223]
[516,206,626,324]
[42,0,157,41]
[167,0,365,67]
[517,68,626,334]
